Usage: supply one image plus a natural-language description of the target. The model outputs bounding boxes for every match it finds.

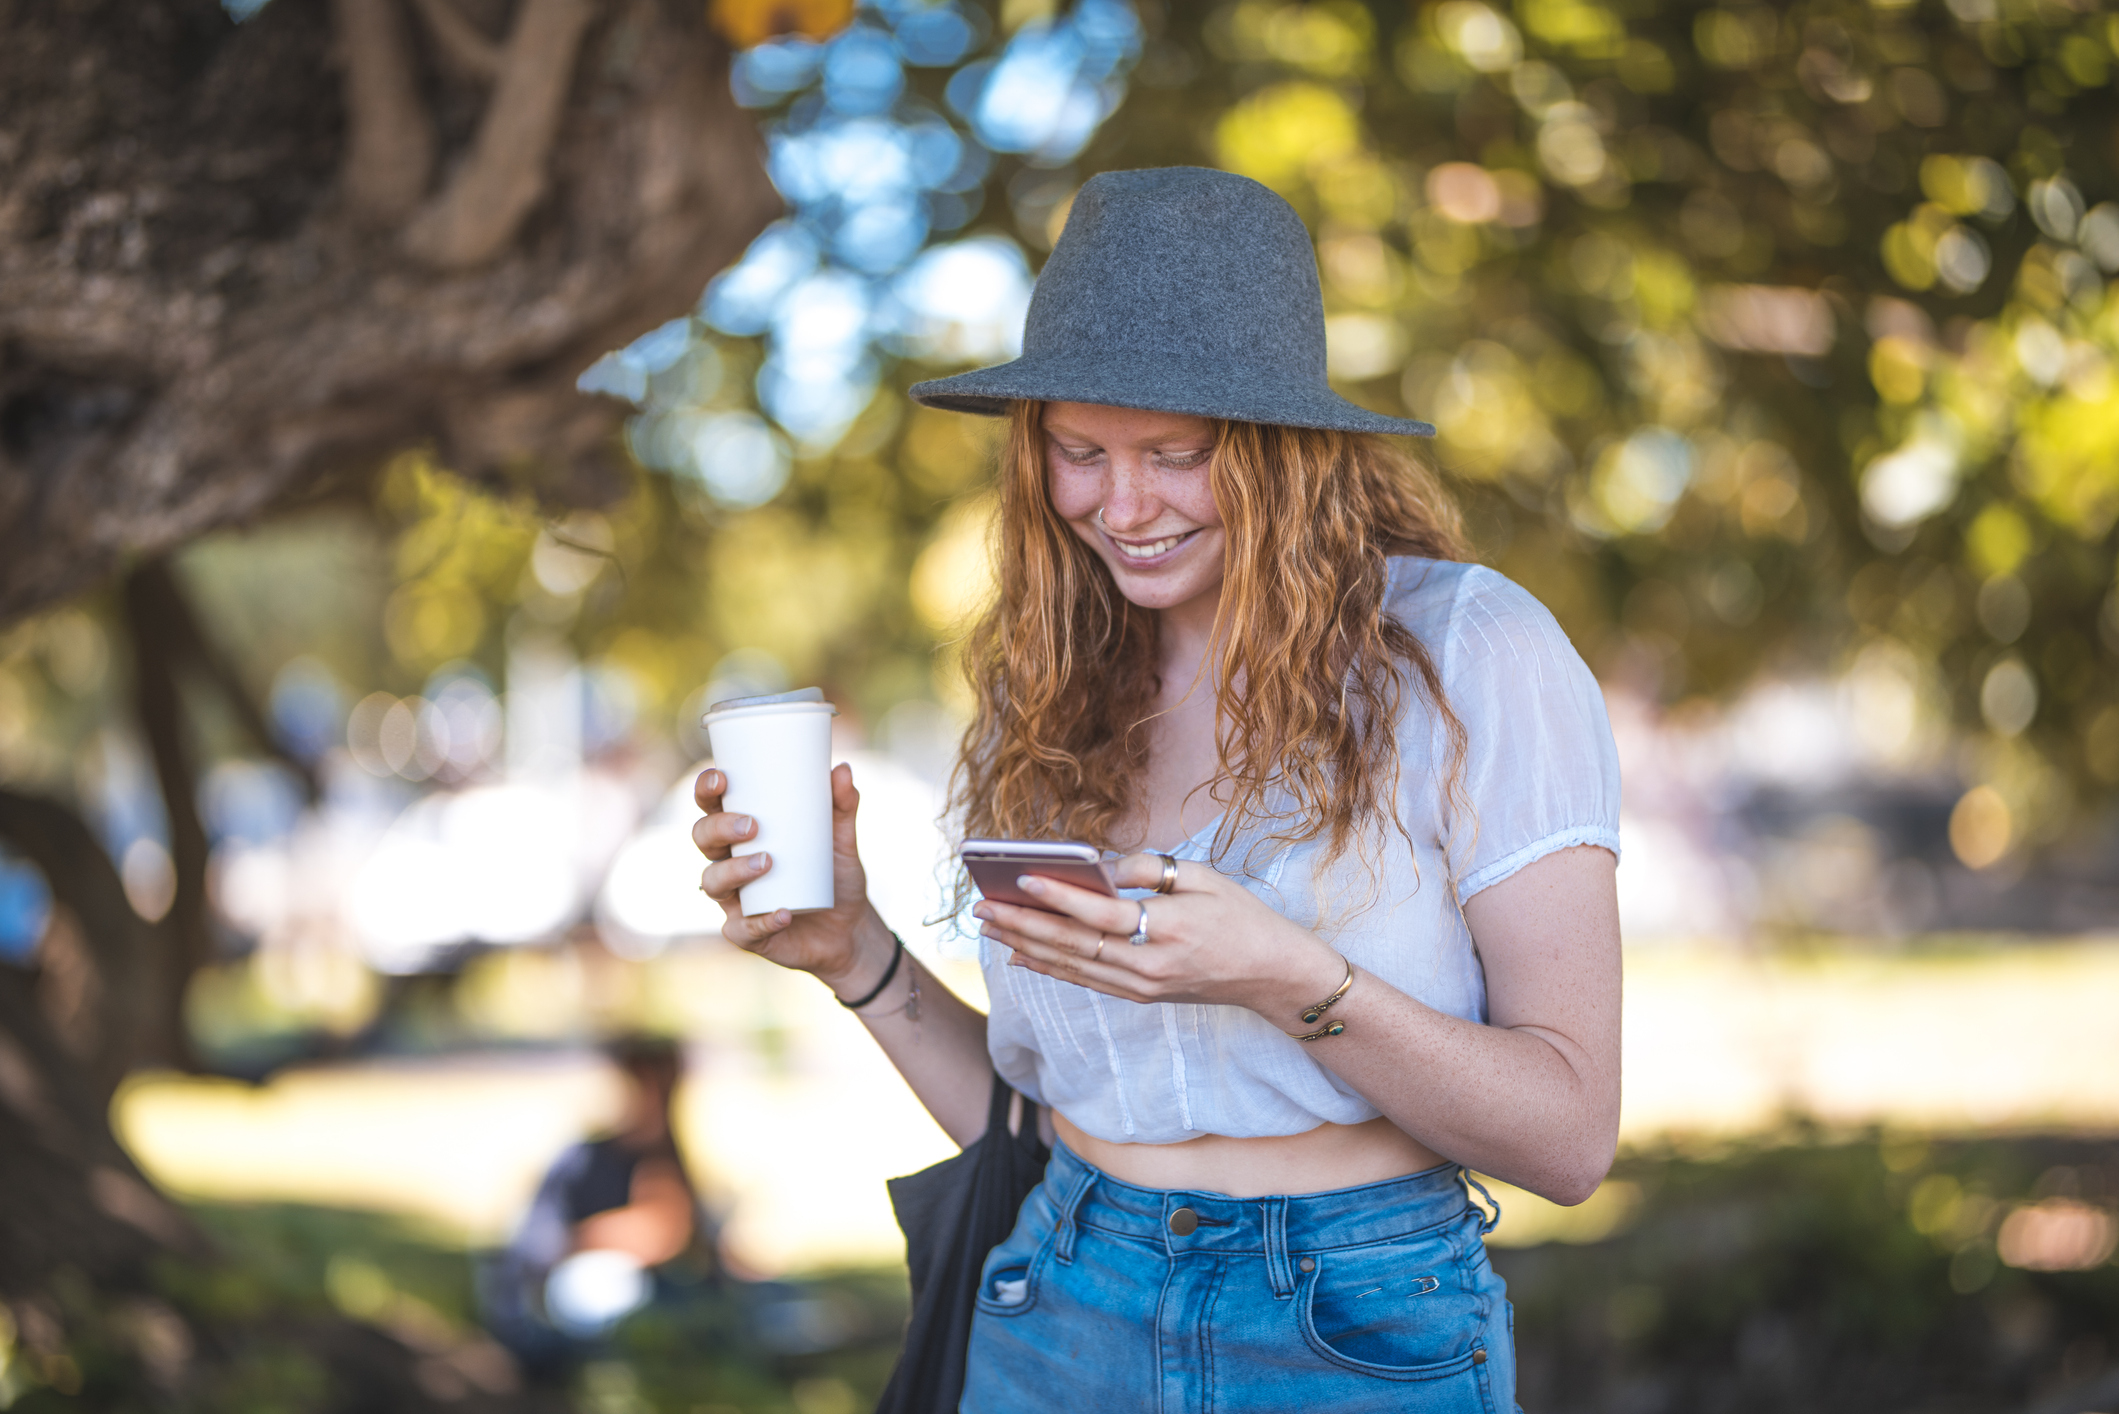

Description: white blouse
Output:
[981,556,1623,1145]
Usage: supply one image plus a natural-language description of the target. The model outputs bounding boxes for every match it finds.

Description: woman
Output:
[692,168,1621,1412]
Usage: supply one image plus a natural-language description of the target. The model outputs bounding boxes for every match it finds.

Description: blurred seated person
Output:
[481,1035,722,1378]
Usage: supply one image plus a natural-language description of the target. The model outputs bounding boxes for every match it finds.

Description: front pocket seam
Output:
[972,1212,1062,1319]
[1295,1265,1491,1383]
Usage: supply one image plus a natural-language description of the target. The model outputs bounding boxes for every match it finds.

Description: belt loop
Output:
[1462,1169,1502,1237]
[1262,1196,1295,1299]
[1053,1163,1098,1265]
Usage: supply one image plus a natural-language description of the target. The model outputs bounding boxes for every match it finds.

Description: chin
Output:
[1104,563,1221,612]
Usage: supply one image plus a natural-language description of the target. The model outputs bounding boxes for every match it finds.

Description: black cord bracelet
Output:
[837,933,905,1011]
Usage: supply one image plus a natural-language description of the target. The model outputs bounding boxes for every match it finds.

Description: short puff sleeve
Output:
[1437,568,1622,903]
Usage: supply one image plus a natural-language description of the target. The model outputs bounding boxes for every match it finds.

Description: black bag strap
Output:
[987,1070,1017,1133]
[990,1072,1045,1154]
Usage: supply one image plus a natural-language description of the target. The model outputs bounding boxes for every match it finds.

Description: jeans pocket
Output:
[1295,1222,1496,1396]
[973,1191,1058,1318]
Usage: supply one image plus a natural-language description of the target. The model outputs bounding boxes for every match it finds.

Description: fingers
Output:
[700,850,770,905]
[724,904,793,952]
[830,761,859,814]
[985,915,1100,975]
[1013,873,1141,935]
[979,898,1101,952]
[693,767,724,813]
[984,915,1155,1002]
[1108,853,1212,894]
[691,808,758,861]
[979,900,1154,981]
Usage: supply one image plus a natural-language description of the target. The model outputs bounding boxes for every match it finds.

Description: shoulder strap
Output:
[987,1070,1015,1136]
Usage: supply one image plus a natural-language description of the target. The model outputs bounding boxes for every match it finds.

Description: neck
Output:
[1154,590,1222,701]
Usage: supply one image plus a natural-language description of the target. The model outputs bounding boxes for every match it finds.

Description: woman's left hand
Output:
[974,855,1344,1020]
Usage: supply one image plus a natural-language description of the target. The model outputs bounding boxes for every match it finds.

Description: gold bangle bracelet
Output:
[1286,957,1354,1040]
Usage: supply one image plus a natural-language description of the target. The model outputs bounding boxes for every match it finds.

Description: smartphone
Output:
[960,839,1119,910]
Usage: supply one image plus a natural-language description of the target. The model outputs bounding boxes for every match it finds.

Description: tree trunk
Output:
[0,790,203,1303]
[0,0,779,1389]
[0,0,781,624]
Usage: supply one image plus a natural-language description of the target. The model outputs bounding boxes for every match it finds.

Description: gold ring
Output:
[1153,853,1179,894]
[1094,937,1106,961]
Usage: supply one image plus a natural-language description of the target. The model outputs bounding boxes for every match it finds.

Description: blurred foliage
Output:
[5,1138,2109,1411]
[1500,1128,2119,1410]
[616,0,2119,856]
[1080,0,2119,842]
[0,1203,907,1413]
[9,0,2119,886]
[712,0,861,49]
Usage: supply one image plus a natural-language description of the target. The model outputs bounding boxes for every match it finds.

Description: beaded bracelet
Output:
[1286,957,1354,1041]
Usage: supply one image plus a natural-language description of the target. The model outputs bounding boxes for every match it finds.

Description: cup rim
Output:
[699,700,838,727]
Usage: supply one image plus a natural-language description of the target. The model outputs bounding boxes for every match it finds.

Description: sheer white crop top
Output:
[980,557,1623,1145]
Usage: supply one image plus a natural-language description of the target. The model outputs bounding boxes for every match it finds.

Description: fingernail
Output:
[1017,875,1045,893]
[752,853,770,872]
[972,904,991,920]
[732,814,753,833]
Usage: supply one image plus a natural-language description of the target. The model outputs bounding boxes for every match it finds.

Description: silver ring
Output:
[1128,901,1150,947]
[1153,853,1178,894]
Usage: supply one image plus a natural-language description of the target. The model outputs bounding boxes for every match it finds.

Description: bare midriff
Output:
[1052,1111,1452,1198]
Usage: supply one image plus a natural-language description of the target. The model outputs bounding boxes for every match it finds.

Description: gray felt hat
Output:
[907,166,1435,437]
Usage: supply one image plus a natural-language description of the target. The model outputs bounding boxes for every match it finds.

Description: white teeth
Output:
[1115,533,1185,559]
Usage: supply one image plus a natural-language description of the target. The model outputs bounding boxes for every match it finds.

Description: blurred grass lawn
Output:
[143,1127,2119,1414]
[115,939,2119,1268]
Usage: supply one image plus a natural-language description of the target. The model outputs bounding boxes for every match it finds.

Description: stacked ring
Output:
[1153,853,1179,894]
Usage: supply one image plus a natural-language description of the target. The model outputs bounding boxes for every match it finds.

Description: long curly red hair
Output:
[948,401,1470,891]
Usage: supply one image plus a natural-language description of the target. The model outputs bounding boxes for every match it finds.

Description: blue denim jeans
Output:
[961,1141,1518,1413]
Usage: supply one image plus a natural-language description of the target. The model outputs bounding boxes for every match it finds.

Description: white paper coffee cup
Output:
[701,689,838,916]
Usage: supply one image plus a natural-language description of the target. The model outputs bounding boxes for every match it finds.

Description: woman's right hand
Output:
[691,761,886,992]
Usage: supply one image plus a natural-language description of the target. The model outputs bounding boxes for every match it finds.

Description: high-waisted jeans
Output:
[960,1141,1518,1413]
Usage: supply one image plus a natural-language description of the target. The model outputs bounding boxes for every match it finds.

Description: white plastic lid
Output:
[701,686,836,722]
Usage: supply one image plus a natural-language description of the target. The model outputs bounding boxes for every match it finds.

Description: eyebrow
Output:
[1044,426,1213,446]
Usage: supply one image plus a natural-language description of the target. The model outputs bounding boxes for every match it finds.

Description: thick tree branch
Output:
[152,567,323,805]
[120,562,213,1073]
[0,969,209,1291]
[408,0,504,82]
[0,0,782,623]
[334,0,438,225]
[0,793,158,1103]
[403,0,596,269]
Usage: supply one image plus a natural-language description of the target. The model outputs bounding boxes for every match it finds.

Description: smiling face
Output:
[1043,402,1225,617]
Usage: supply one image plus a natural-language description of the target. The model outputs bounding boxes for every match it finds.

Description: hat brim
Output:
[907,355,1436,438]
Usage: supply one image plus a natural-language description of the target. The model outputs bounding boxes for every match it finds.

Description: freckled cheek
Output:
[1046,466,1105,523]
[1136,466,1219,530]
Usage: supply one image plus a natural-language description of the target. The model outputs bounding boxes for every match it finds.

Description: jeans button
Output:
[1167,1206,1198,1236]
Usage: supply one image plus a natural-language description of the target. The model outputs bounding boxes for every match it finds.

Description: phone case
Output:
[962,840,1117,910]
